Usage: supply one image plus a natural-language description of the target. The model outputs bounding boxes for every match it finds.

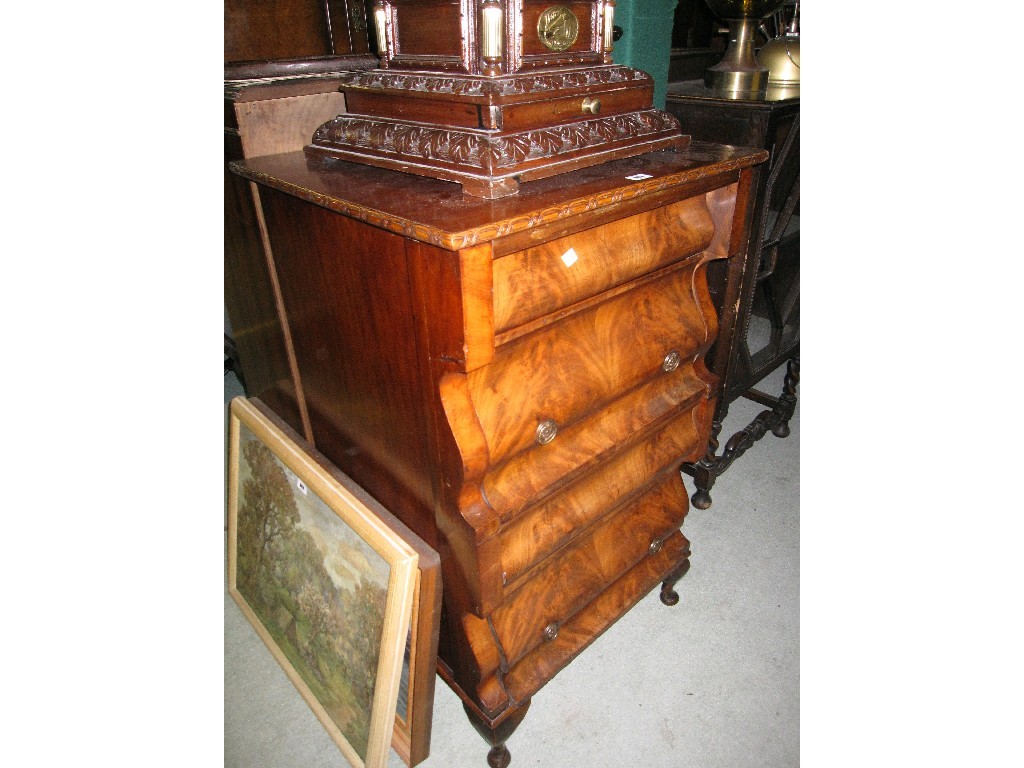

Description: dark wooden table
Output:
[664,79,800,509]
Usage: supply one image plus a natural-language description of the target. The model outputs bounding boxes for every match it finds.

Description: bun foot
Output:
[487,745,512,768]
[659,583,680,606]
[659,554,691,606]
[691,488,712,510]
[772,421,790,438]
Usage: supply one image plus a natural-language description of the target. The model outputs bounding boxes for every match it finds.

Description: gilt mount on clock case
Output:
[305,0,690,198]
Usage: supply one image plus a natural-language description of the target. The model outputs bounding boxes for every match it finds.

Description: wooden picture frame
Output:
[386,519,442,766]
[228,397,438,768]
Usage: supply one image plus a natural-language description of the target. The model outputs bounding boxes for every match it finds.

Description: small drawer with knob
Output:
[498,87,652,132]
[469,255,716,476]
[496,407,710,593]
[491,195,719,336]
[485,472,689,674]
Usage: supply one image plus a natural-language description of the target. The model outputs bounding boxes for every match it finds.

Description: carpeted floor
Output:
[224,363,798,768]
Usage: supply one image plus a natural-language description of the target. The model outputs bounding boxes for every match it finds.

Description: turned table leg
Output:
[771,357,799,438]
[681,356,800,509]
[688,417,724,510]
[464,699,532,768]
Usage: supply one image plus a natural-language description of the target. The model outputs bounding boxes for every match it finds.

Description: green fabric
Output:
[612,0,679,109]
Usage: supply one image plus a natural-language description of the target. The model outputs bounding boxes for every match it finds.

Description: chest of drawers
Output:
[231,141,766,764]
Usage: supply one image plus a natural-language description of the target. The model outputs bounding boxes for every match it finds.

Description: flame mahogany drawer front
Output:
[231,144,765,761]
[474,259,714,474]
[491,193,721,335]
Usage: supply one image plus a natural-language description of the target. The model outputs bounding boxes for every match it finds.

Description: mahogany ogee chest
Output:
[231,141,766,765]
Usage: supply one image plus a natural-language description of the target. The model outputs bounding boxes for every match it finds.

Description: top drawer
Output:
[491,195,716,335]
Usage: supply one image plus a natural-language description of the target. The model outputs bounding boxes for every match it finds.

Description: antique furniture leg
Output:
[464,699,532,768]
[771,357,799,438]
[667,84,799,513]
[683,355,799,508]
[687,417,725,510]
[659,545,693,606]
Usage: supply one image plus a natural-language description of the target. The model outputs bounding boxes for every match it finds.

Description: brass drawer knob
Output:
[543,621,560,641]
[662,350,681,373]
[649,537,664,555]
[536,419,558,445]
[581,97,601,115]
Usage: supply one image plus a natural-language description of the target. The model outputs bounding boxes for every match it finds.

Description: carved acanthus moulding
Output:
[335,66,651,98]
[310,110,682,173]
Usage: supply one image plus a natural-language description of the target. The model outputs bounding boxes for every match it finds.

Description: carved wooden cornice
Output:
[309,110,682,174]
[335,65,651,99]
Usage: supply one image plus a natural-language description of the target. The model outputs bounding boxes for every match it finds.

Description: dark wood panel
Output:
[257,186,438,542]
[225,0,332,62]
[344,92,482,128]
[225,0,372,62]
[327,0,372,54]
[393,1,465,57]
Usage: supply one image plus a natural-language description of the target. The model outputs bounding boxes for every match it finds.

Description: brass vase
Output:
[703,0,786,93]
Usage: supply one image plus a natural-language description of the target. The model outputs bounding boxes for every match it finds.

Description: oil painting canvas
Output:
[228,397,418,768]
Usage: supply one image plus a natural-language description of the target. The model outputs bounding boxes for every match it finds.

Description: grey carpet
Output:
[224,364,798,768]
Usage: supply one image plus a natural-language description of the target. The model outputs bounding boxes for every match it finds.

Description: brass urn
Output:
[758,0,800,86]
[703,0,786,93]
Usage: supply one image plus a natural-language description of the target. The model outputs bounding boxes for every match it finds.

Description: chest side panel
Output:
[258,186,438,546]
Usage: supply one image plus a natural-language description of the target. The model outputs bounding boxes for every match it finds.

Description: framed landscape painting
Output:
[227,397,428,768]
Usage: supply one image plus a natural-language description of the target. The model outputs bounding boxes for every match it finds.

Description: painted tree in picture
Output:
[236,425,391,760]
[237,437,299,599]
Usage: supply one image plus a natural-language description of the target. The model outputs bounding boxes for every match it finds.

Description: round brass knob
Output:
[543,621,560,641]
[649,538,664,555]
[662,350,681,372]
[536,419,558,445]
[581,97,601,115]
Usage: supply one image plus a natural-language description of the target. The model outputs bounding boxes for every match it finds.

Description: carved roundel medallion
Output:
[537,6,580,52]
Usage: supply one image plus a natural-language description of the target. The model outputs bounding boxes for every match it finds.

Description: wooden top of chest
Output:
[231,141,767,251]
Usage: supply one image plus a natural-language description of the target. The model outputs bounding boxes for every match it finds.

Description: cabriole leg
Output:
[464,698,532,768]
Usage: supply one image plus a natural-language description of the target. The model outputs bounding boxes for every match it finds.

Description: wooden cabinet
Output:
[664,80,800,509]
[224,56,376,430]
[230,142,765,764]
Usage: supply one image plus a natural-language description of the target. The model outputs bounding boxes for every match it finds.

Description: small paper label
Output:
[625,173,654,181]
[561,247,579,267]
